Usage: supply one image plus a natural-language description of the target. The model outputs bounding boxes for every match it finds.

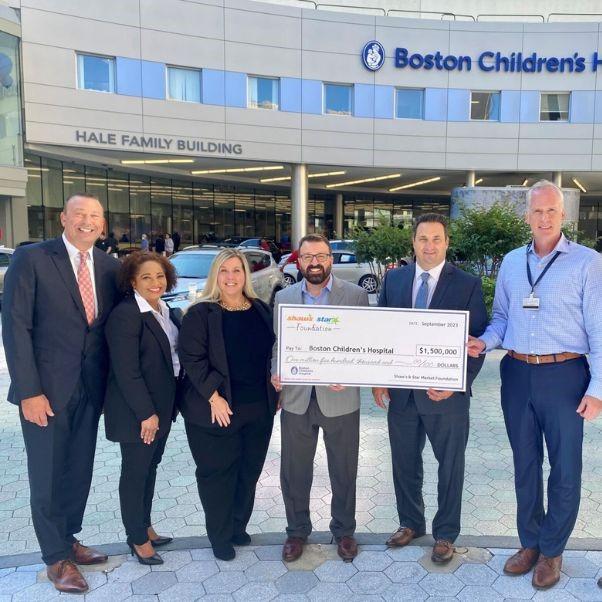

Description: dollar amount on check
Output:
[277,304,469,391]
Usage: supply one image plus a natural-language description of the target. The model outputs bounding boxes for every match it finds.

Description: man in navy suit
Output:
[373,213,487,563]
[2,193,120,593]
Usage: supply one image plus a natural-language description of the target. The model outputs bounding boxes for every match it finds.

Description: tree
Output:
[350,221,413,286]
[448,202,531,279]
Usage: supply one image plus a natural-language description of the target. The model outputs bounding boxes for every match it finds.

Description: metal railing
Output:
[257,1,602,23]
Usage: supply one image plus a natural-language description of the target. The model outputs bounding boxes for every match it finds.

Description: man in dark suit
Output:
[373,213,487,564]
[2,193,120,593]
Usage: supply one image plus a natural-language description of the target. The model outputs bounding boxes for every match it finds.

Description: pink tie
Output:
[77,251,95,325]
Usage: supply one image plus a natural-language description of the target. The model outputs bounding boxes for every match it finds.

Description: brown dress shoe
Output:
[431,539,454,563]
[386,527,422,548]
[503,548,539,575]
[72,540,108,565]
[47,559,89,594]
[282,537,305,562]
[337,536,358,562]
[532,554,562,590]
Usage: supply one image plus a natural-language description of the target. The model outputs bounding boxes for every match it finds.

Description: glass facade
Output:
[23,153,452,247]
[396,88,424,119]
[470,91,501,121]
[248,76,279,110]
[324,83,353,115]
[0,31,22,166]
[167,66,201,103]
[540,92,570,122]
[77,53,115,93]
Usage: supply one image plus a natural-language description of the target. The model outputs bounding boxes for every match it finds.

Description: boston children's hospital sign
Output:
[362,40,602,73]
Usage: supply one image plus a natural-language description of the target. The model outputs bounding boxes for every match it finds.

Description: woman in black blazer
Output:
[104,252,180,566]
[179,248,277,561]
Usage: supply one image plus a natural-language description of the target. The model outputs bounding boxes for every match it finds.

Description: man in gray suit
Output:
[271,234,369,563]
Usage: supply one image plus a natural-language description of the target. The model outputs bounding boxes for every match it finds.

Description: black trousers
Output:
[280,397,360,540]
[185,402,273,548]
[20,381,101,565]
[501,355,588,556]
[388,393,469,542]
[119,433,169,546]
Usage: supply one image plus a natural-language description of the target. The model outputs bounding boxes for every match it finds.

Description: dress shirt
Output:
[134,291,180,377]
[301,274,333,306]
[480,234,602,399]
[412,260,445,308]
[62,233,98,318]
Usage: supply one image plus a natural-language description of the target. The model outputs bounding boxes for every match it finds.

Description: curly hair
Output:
[118,251,177,295]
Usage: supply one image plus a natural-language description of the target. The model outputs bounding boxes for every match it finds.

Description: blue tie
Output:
[414,272,430,309]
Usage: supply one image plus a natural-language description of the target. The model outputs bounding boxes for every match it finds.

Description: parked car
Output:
[283,249,380,293]
[237,238,282,262]
[0,247,14,309]
[163,247,284,311]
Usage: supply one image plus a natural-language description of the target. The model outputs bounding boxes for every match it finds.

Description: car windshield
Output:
[170,253,217,279]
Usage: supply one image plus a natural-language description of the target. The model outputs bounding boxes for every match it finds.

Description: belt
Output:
[507,350,583,365]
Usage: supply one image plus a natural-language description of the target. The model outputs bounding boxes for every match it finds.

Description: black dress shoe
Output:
[231,532,251,546]
[128,543,164,565]
[150,535,173,548]
[212,543,236,561]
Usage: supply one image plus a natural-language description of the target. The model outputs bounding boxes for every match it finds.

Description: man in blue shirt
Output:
[468,180,602,590]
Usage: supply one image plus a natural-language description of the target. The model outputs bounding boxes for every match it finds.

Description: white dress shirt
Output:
[134,291,180,377]
[62,233,98,318]
[412,259,446,308]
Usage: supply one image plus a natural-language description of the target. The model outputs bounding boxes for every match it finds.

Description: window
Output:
[167,66,201,103]
[248,76,279,110]
[77,53,115,93]
[470,91,500,121]
[396,88,424,119]
[338,253,357,264]
[324,83,353,115]
[540,93,570,122]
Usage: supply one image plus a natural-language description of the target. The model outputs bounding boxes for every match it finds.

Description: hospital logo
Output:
[362,41,385,71]
[291,366,298,375]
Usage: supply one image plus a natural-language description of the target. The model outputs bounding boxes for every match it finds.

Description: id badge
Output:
[523,294,540,310]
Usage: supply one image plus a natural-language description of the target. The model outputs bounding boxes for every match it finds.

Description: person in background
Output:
[154,234,165,256]
[95,233,109,253]
[106,232,119,256]
[164,233,174,257]
[140,234,149,253]
[104,252,181,566]
[178,249,277,561]
[172,231,181,253]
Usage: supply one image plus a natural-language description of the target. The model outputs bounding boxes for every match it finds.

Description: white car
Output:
[283,250,379,293]
[164,247,284,310]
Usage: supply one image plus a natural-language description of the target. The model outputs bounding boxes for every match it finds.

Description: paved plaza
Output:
[0,343,600,600]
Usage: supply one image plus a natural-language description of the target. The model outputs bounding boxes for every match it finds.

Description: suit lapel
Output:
[141,312,173,371]
[327,276,344,305]
[92,247,106,320]
[401,264,415,308]
[252,300,276,344]
[207,303,229,375]
[49,238,88,323]
[429,262,454,309]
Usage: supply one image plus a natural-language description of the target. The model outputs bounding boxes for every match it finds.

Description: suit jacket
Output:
[178,298,278,428]
[1,237,120,412]
[103,297,181,443]
[271,276,370,418]
[378,262,487,415]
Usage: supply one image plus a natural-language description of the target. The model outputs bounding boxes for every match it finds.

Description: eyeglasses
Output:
[299,253,332,263]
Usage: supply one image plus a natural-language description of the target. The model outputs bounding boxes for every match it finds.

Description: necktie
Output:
[414,272,430,309]
[77,251,95,325]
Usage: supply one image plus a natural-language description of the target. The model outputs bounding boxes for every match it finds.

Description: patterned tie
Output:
[77,251,95,325]
[414,272,430,309]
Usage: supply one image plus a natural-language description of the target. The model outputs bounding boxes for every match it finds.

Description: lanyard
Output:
[526,242,562,295]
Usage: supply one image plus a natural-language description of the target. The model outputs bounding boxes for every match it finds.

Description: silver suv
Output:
[163,247,284,311]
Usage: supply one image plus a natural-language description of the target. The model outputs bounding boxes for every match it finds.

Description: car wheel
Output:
[283,274,297,287]
[358,274,379,293]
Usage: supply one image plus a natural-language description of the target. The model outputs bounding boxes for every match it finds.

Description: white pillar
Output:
[334,192,344,239]
[553,171,562,187]
[291,164,308,249]
[466,170,476,187]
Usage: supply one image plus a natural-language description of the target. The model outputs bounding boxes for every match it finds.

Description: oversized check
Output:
[277,304,469,391]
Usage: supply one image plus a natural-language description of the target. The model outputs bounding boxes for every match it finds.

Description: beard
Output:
[301,263,332,285]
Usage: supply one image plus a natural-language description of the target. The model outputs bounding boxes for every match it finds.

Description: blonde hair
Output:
[197,248,258,303]
[526,179,564,211]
